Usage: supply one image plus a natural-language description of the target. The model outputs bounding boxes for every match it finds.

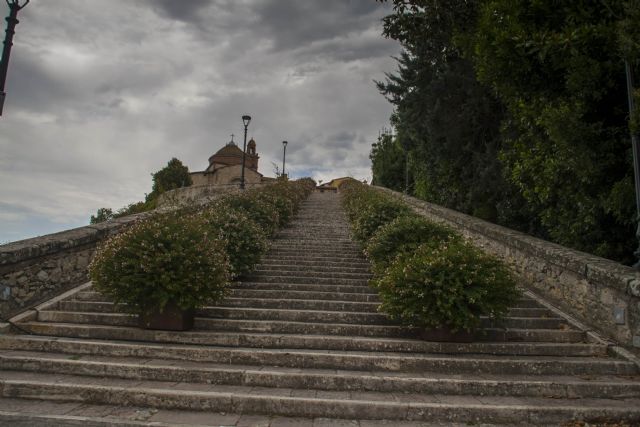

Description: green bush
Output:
[351,196,412,243]
[89,212,230,315]
[366,215,461,274]
[218,192,280,237]
[254,187,296,226]
[200,203,268,277]
[341,182,412,244]
[374,240,520,332]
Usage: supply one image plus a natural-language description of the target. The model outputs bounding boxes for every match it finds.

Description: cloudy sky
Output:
[0,0,399,244]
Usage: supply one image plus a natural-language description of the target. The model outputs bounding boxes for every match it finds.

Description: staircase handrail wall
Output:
[375,186,640,351]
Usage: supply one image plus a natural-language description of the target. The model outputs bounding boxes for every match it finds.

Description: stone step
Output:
[1,372,639,424]
[20,320,588,349]
[255,264,371,274]
[219,297,381,312]
[36,311,572,340]
[232,282,377,294]
[229,289,380,303]
[241,275,370,286]
[248,269,373,280]
[259,257,370,267]
[267,249,364,257]
[0,397,331,427]
[0,335,633,376]
[270,240,359,248]
[203,306,559,326]
[2,352,635,398]
[261,254,367,263]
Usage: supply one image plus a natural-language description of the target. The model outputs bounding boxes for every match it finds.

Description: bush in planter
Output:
[366,216,461,274]
[199,203,268,277]
[88,212,230,317]
[374,240,520,332]
[350,196,412,244]
[218,192,280,237]
[254,189,296,227]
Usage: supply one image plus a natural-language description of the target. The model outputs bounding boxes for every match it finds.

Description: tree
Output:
[469,0,637,262]
[375,0,525,224]
[145,157,193,203]
[88,158,193,224]
[90,208,113,224]
[370,132,406,191]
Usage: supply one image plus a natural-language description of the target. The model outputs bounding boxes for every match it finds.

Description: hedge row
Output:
[89,179,316,316]
[340,182,519,332]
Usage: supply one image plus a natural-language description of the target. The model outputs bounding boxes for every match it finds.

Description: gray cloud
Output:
[0,0,399,243]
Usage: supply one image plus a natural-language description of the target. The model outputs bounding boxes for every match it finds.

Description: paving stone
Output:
[149,409,239,425]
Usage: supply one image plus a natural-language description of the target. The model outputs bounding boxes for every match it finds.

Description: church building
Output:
[190,136,269,187]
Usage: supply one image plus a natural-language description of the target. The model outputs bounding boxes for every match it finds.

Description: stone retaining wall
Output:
[0,213,151,319]
[156,183,268,208]
[377,187,640,350]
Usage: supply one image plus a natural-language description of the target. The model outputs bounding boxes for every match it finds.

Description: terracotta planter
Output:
[417,326,474,343]
[138,303,195,331]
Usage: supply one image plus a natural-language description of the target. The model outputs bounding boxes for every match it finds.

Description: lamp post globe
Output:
[240,115,251,190]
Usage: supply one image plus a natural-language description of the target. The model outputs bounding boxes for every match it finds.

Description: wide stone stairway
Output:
[1,192,640,426]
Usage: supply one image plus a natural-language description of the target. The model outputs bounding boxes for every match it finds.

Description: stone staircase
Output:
[1,192,640,426]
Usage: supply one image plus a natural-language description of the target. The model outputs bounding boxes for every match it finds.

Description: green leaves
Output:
[375,240,519,332]
[88,179,316,316]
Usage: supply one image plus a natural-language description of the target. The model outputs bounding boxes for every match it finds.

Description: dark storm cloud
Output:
[253,0,382,50]
[0,0,399,243]
[147,0,214,23]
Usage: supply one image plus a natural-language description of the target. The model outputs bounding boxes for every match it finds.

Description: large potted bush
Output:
[373,240,520,340]
[89,212,230,331]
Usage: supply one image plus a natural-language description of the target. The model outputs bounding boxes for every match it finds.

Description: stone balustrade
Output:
[377,187,640,351]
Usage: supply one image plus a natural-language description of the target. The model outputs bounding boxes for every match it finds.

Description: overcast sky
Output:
[0,0,399,243]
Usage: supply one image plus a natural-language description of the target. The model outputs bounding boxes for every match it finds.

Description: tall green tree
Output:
[370,132,407,191]
[469,0,638,262]
[375,0,527,224]
[374,0,640,262]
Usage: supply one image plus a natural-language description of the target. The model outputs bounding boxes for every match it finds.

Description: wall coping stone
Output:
[0,211,152,266]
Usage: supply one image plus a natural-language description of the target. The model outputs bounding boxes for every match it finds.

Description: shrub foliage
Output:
[341,182,519,332]
[374,240,519,332]
[366,215,461,273]
[89,179,315,316]
[89,212,230,315]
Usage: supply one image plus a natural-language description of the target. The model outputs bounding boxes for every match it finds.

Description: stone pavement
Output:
[0,192,639,426]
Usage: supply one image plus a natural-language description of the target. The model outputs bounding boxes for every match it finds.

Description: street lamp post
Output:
[0,0,29,116]
[282,140,288,179]
[240,115,251,190]
[625,60,640,268]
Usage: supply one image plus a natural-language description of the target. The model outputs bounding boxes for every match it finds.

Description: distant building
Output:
[191,136,272,187]
[317,177,361,192]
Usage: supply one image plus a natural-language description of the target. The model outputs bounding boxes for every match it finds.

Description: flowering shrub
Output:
[218,192,280,237]
[341,182,412,243]
[89,212,230,315]
[199,203,268,277]
[88,179,314,318]
[366,215,461,274]
[373,240,519,332]
[342,182,519,332]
